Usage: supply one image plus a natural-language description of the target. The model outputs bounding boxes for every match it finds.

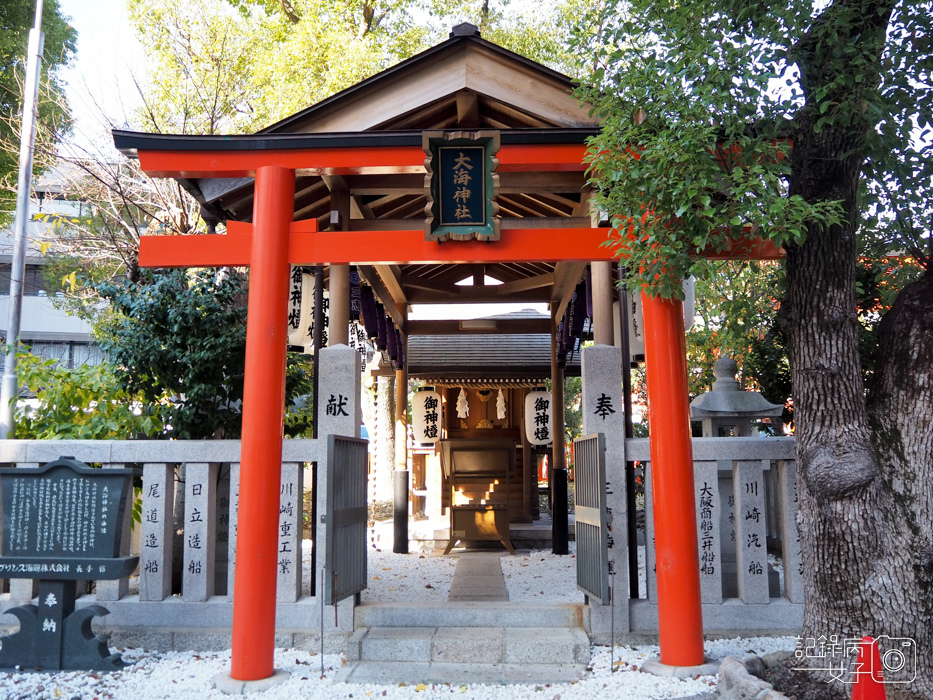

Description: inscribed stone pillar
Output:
[316,345,361,605]
[183,462,218,602]
[214,467,231,595]
[644,465,658,602]
[227,462,240,599]
[778,459,804,602]
[694,461,722,603]
[276,462,303,602]
[733,460,768,603]
[139,463,173,602]
[97,470,133,601]
[581,344,629,634]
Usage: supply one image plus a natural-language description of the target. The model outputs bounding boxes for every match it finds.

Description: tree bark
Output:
[781,0,932,695]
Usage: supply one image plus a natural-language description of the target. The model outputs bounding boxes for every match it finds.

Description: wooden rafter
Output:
[374,264,408,308]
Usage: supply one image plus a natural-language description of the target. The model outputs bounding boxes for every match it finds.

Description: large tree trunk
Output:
[782,0,932,696]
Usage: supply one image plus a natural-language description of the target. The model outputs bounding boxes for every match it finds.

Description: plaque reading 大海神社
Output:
[423,130,500,243]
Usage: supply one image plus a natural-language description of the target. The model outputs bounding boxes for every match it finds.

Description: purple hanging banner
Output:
[360,285,379,338]
[386,317,398,361]
[376,306,388,351]
[393,328,404,370]
[571,282,587,337]
[349,267,362,320]
[585,266,593,319]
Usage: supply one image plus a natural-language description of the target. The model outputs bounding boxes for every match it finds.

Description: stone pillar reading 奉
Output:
[581,344,630,634]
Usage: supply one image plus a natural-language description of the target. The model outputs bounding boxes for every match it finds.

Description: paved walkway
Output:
[448,552,508,602]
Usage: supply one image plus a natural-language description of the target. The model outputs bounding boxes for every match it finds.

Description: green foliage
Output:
[93,267,315,440]
[128,0,586,136]
[685,260,784,394]
[572,0,933,299]
[13,351,162,439]
[563,375,582,445]
[94,268,249,440]
[0,0,76,227]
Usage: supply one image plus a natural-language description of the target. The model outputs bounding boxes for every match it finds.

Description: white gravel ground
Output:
[0,537,797,699]
[0,636,797,700]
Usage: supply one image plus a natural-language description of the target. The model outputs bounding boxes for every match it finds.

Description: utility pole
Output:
[0,0,45,438]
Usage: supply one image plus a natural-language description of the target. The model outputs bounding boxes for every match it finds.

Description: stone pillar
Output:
[778,460,803,603]
[733,460,769,603]
[581,344,630,634]
[139,463,173,602]
[183,462,218,602]
[694,461,722,603]
[227,462,240,599]
[276,463,303,603]
[316,345,361,617]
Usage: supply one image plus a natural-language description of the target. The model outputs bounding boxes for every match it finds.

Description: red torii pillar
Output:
[641,293,704,666]
[138,165,297,681]
[231,166,295,680]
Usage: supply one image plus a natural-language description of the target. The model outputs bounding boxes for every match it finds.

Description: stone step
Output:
[347,625,591,665]
[336,660,589,685]
[355,601,586,629]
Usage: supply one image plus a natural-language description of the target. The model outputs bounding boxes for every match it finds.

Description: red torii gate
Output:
[117,130,781,683]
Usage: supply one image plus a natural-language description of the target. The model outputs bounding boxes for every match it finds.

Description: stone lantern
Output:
[689,356,783,437]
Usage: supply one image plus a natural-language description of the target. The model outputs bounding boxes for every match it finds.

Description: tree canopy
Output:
[0,0,76,227]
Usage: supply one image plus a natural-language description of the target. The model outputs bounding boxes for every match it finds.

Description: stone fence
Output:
[0,436,802,650]
[621,436,803,637]
[0,439,358,652]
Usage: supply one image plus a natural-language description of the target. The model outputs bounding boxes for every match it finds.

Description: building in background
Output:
[0,171,99,368]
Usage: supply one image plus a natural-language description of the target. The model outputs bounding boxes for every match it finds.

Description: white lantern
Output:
[412,390,442,443]
[286,267,329,352]
[524,390,553,446]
